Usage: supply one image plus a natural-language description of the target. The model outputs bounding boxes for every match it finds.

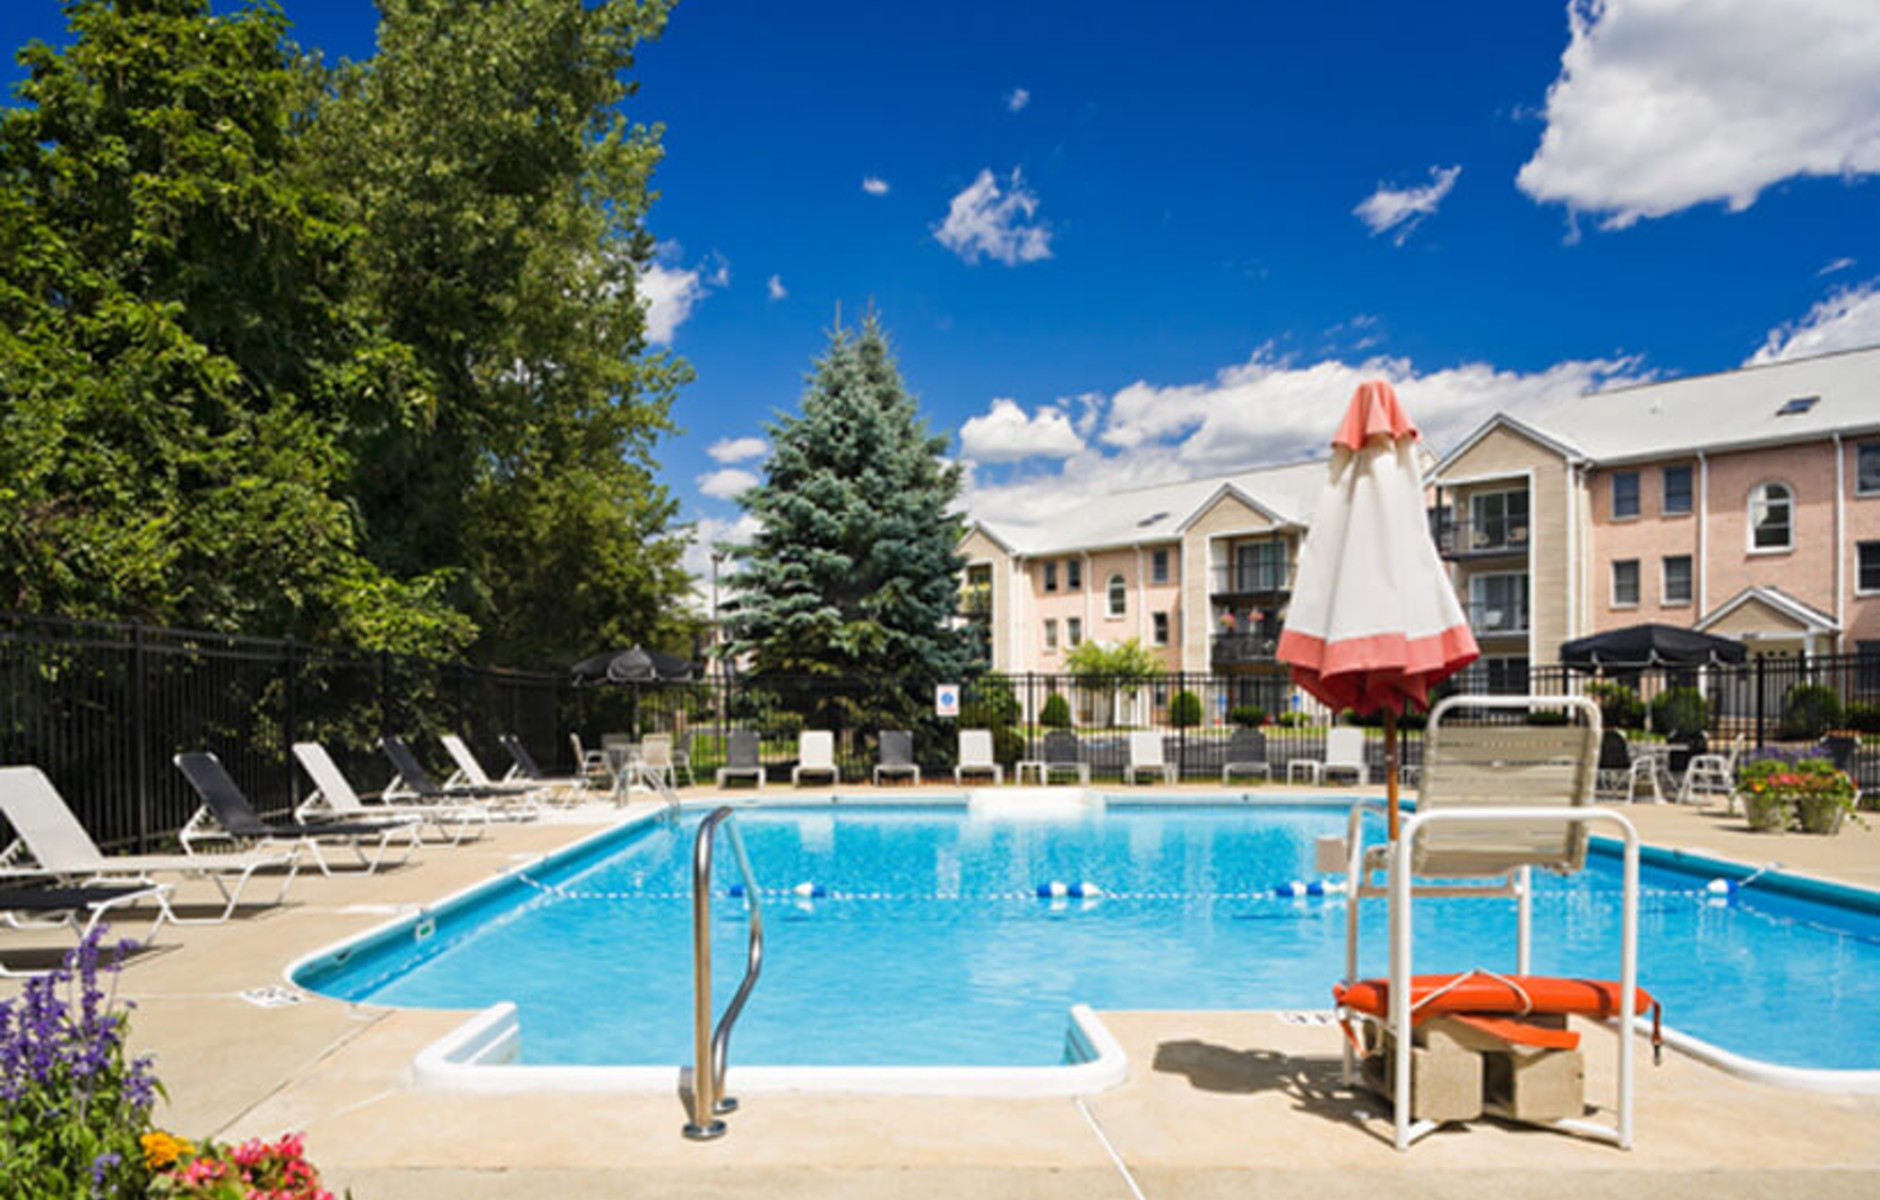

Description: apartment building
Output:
[1431,345,1880,684]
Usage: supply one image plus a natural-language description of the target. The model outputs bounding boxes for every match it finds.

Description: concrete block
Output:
[1484,1046,1585,1123]
[1361,1034,1484,1124]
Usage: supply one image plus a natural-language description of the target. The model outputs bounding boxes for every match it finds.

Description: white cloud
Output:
[862,177,891,196]
[680,514,762,611]
[1748,279,1880,363]
[1354,165,1461,244]
[958,399,1086,463]
[1005,87,1031,113]
[1517,0,1880,229]
[963,349,1647,531]
[936,169,1053,266]
[1820,257,1856,276]
[637,243,728,345]
[697,468,760,500]
[707,436,768,464]
[767,274,787,301]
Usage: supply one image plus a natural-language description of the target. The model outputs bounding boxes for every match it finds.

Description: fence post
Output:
[131,619,151,853]
[283,635,299,807]
[1753,655,1766,750]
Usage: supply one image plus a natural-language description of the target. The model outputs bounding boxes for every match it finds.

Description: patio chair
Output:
[381,736,541,819]
[716,730,765,788]
[0,881,174,976]
[1678,733,1741,809]
[1221,728,1272,783]
[1040,730,1090,784]
[0,766,298,925]
[1592,729,1654,803]
[176,751,422,877]
[636,733,679,792]
[670,731,696,788]
[293,742,490,845]
[440,734,542,798]
[1124,731,1176,785]
[569,733,612,788]
[792,730,840,786]
[1289,726,1368,785]
[955,730,1004,786]
[499,734,584,799]
[873,730,921,786]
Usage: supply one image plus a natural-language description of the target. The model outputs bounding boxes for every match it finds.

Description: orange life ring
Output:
[1333,971,1662,1060]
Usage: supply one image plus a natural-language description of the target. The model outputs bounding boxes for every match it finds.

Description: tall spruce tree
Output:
[725,318,970,683]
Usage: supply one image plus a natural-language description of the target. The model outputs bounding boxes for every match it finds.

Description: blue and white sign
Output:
[935,683,960,718]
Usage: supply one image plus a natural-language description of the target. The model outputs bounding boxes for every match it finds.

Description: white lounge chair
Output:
[636,733,679,793]
[441,734,544,798]
[1289,726,1369,785]
[1125,732,1175,785]
[0,766,298,925]
[792,731,839,786]
[955,730,1003,786]
[380,737,541,820]
[294,742,490,845]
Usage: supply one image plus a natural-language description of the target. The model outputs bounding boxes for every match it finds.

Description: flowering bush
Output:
[0,927,160,1199]
[146,1131,336,1199]
[1740,754,1860,833]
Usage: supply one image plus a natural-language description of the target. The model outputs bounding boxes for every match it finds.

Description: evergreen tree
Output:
[725,318,970,684]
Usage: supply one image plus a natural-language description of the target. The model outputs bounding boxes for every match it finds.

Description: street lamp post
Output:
[711,551,724,767]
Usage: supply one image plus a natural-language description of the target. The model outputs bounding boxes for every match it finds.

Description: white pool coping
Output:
[285,793,1880,1097]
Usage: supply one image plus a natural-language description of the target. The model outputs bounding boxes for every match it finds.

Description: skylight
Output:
[1777,396,1819,416]
[1138,511,1170,527]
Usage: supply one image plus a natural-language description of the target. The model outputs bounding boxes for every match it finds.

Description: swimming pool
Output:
[293,798,1880,1086]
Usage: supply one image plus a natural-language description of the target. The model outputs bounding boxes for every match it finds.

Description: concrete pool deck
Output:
[5,784,1879,1198]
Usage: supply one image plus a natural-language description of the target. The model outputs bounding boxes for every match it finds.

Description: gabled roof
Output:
[1434,412,1589,477]
[1696,586,1841,635]
[957,519,1017,557]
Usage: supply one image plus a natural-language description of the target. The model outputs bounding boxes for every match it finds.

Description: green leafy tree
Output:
[1066,638,1165,727]
[724,317,971,691]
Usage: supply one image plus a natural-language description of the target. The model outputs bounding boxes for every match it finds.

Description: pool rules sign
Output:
[935,684,960,718]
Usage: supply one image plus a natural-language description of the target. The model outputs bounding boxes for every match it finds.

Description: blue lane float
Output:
[1035,881,1105,899]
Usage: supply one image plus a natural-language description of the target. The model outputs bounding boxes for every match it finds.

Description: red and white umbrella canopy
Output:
[1276,380,1478,715]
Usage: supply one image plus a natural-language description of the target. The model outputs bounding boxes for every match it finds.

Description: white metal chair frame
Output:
[954,730,1004,786]
[1124,731,1175,785]
[1289,726,1369,785]
[791,731,839,786]
[1678,734,1742,809]
[293,742,490,846]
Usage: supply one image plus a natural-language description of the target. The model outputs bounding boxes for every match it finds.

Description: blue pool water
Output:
[296,802,1880,1072]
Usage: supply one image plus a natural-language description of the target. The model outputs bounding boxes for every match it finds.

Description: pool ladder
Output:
[684,806,764,1140]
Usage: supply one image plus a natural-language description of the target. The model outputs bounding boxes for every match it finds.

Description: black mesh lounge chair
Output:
[1222,728,1271,783]
[873,731,920,786]
[1041,730,1090,784]
[716,730,764,788]
[0,882,173,976]
[380,736,539,818]
[175,752,421,877]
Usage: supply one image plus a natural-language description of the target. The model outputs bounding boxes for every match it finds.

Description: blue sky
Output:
[8,0,1880,574]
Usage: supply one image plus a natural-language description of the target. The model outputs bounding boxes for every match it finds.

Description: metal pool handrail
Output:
[684,805,764,1140]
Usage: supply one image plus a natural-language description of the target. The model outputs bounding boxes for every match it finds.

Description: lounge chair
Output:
[716,730,765,788]
[955,730,1003,786]
[1679,734,1742,809]
[1125,731,1176,785]
[1289,726,1368,785]
[499,734,584,797]
[441,734,543,798]
[636,733,679,793]
[0,882,174,976]
[1040,730,1090,784]
[1221,728,1272,783]
[792,731,839,786]
[293,742,490,845]
[0,766,298,925]
[176,751,422,877]
[381,736,541,819]
[873,731,921,786]
[569,733,612,788]
[670,732,696,788]
[1593,729,1653,803]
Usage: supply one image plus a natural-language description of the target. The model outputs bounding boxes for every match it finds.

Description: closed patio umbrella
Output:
[1276,380,1479,838]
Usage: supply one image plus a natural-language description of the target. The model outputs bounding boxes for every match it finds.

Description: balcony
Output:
[1466,601,1529,639]
[1210,564,1293,597]
[958,585,992,620]
[1211,632,1280,666]
[1432,517,1530,560]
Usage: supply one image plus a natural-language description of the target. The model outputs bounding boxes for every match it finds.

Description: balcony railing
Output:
[958,587,992,618]
[1211,632,1280,665]
[1466,601,1529,638]
[1432,518,1530,559]
[1210,564,1293,596]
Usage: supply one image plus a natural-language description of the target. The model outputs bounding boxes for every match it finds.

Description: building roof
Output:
[1519,344,1880,466]
[974,456,1332,556]
[1695,585,1841,636]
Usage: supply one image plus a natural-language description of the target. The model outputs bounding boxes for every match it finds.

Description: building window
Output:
[1066,558,1082,590]
[1612,559,1640,607]
[1468,573,1529,635]
[1043,619,1058,651]
[1152,612,1169,645]
[1107,573,1127,618]
[1859,542,1880,594]
[1151,549,1169,584]
[1469,489,1529,548]
[1858,442,1880,496]
[1066,618,1082,647]
[1662,465,1693,515]
[1662,555,1693,605]
[1612,471,1640,519]
[1043,562,1057,592]
[1483,656,1530,695]
[1749,482,1793,551]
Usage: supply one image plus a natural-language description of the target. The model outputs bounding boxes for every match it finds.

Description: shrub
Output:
[1525,709,1570,726]
[1274,711,1309,728]
[1779,683,1843,740]
[1846,702,1880,735]
[1584,681,1645,730]
[0,929,159,1200]
[1168,690,1202,727]
[1228,705,1266,728]
[1040,693,1073,729]
[967,674,1021,727]
[989,725,1025,767]
[1649,686,1708,736]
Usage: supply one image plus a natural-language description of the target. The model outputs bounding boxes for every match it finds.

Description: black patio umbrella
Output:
[569,646,697,687]
[1559,623,1746,671]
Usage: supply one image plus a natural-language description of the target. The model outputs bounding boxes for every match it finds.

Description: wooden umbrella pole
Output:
[1384,706,1400,841]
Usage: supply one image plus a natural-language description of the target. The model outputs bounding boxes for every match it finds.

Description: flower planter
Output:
[1794,795,1848,836]
[1742,792,1789,833]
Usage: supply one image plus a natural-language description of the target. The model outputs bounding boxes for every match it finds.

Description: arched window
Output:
[1107,573,1127,618]
[1749,482,1792,551]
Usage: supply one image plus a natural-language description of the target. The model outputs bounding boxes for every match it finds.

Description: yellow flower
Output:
[141,1130,192,1170]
